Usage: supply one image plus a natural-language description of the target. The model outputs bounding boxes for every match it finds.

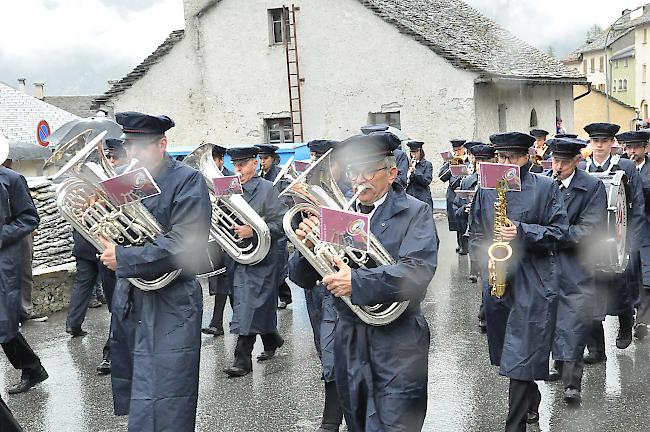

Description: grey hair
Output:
[384,155,397,169]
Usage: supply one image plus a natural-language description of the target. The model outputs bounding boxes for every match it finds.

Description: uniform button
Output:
[381,223,386,227]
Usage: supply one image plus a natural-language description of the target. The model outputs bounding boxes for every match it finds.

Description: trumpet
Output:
[531,144,548,165]
[273,156,299,187]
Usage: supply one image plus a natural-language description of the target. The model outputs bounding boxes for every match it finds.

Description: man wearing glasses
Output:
[289,132,439,431]
[469,132,568,432]
[99,112,211,432]
[222,146,286,378]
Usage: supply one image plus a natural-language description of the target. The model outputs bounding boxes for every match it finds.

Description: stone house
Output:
[93,0,585,193]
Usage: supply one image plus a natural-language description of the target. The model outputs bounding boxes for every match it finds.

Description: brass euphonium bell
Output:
[183,144,271,265]
[43,130,182,291]
[279,150,410,326]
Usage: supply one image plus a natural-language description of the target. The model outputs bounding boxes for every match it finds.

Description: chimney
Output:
[621,9,632,22]
[17,78,26,93]
[34,82,44,99]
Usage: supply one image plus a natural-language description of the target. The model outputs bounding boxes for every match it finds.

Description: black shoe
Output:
[96,359,111,375]
[66,326,87,337]
[317,424,340,432]
[96,293,107,304]
[277,301,288,309]
[547,368,561,382]
[20,312,48,323]
[458,247,468,255]
[469,274,478,283]
[478,319,487,333]
[8,366,48,394]
[88,297,102,309]
[257,337,285,361]
[616,324,633,349]
[525,411,539,424]
[583,351,606,364]
[201,326,224,336]
[455,246,461,253]
[634,323,649,340]
[564,388,581,404]
[223,366,250,377]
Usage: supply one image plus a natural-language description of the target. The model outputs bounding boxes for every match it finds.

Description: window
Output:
[529,109,538,128]
[613,81,617,91]
[268,8,289,44]
[623,79,628,90]
[645,103,649,119]
[644,28,648,44]
[265,118,293,143]
[619,79,623,90]
[498,104,507,132]
[555,100,561,122]
[368,112,401,129]
[590,58,595,72]
[641,65,648,82]
[583,60,588,74]
[599,56,604,72]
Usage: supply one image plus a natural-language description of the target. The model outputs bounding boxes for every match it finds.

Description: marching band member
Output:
[546,138,607,404]
[203,144,235,337]
[256,144,293,309]
[223,146,286,377]
[580,123,646,362]
[289,132,439,431]
[529,129,550,174]
[618,130,650,340]
[100,112,211,432]
[0,180,24,431]
[0,137,49,396]
[469,132,568,431]
[454,144,495,331]
[211,143,233,176]
[438,139,467,253]
[405,140,434,209]
[96,139,123,375]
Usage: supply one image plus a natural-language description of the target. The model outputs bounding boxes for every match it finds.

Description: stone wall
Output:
[28,178,74,269]
[27,177,76,315]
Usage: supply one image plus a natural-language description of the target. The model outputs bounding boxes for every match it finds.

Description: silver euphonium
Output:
[183,144,271,265]
[43,129,182,291]
[279,150,410,326]
[272,156,299,187]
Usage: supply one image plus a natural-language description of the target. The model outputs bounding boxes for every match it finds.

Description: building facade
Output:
[94,0,584,193]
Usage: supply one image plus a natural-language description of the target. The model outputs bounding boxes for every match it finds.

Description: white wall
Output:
[474,81,575,139]
[111,36,204,147]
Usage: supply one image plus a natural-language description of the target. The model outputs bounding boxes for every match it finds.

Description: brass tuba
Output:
[487,179,513,298]
[183,144,271,265]
[280,151,410,326]
[43,130,182,291]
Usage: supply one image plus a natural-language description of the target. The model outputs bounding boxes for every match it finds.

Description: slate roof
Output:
[356,0,585,81]
[44,95,101,118]
[91,30,185,109]
[0,81,78,144]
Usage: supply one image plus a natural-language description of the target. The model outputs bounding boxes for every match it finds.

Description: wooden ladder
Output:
[283,4,304,143]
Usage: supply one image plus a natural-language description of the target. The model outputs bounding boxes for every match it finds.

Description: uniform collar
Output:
[637,157,647,171]
[560,170,575,189]
[356,190,388,219]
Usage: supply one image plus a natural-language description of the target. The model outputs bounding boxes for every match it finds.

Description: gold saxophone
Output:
[487,180,513,298]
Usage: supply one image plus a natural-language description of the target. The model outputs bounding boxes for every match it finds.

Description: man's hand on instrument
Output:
[295,215,320,249]
[500,218,517,241]
[99,236,117,271]
[322,256,352,297]
[234,224,254,239]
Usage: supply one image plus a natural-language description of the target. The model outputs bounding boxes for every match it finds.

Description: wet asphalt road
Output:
[3,220,650,432]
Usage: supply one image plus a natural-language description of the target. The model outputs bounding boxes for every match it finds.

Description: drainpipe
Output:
[574,83,592,101]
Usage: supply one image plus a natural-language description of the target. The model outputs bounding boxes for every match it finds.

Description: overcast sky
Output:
[0,0,648,96]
